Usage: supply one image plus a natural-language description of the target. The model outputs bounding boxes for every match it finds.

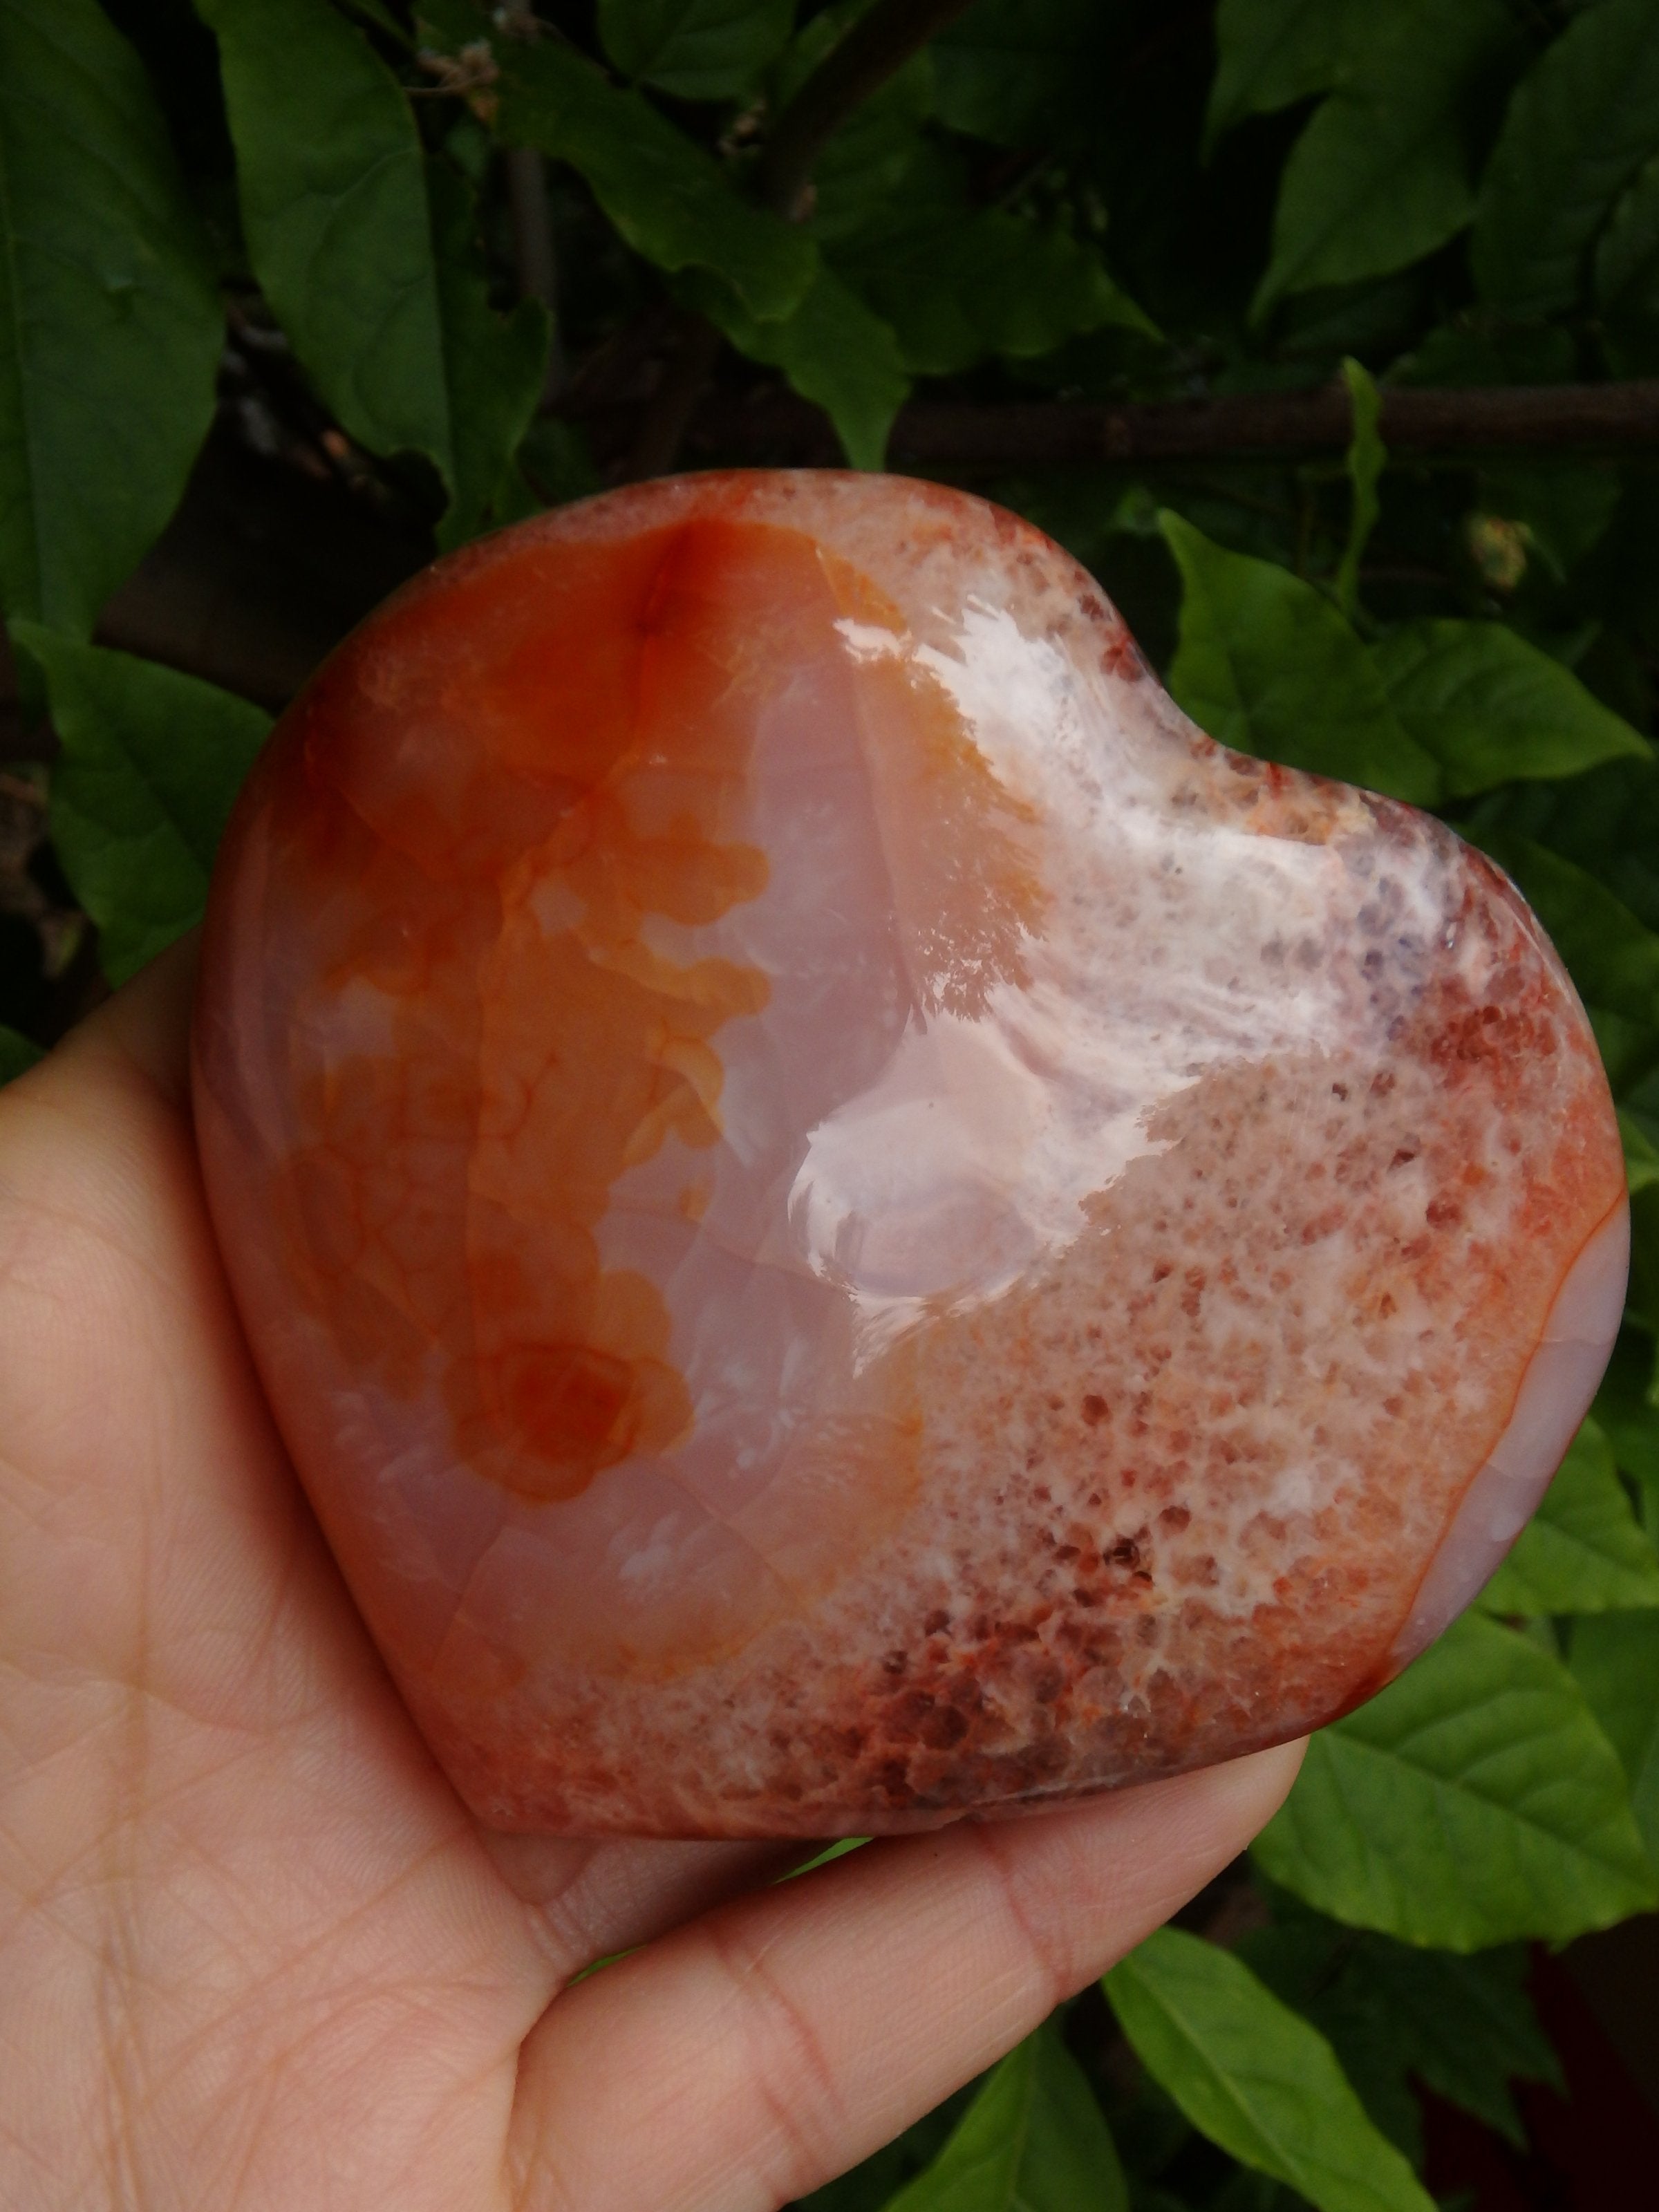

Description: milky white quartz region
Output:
[192,471,1627,1838]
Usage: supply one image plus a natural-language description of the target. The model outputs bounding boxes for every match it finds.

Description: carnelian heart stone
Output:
[193,471,1628,1839]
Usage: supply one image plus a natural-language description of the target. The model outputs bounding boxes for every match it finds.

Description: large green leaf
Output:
[0,0,221,637]
[685,261,909,469]
[427,160,548,551]
[1479,1418,1659,1618]
[1104,1929,1432,2212]
[206,0,552,542]
[1159,512,1440,805]
[1373,619,1649,798]
[1239,1897,1559,2156]
[200,0,453,481]
[1472,0,1659,319]
[1252,1611,1657,1949]
[420,0,812,322]
[12,624,270,984]
[1253,0,1521,317]
[598,0,792,101]
[1596,146,1659,341]
[1593,1334,1659,1496]
[1571,1610,1659,1866]
[884,2025,1127,2212]
[835,158,1154,379]
[1205,0,1368,151]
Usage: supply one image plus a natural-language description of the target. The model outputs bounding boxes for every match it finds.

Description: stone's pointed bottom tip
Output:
[191,470,1629,1839]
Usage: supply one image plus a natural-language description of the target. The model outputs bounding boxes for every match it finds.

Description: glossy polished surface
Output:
[194,473,1627,1837]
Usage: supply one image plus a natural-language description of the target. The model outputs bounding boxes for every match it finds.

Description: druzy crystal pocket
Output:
[192,472,1627,1838]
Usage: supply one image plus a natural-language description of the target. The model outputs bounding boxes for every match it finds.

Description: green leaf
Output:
[1394,321,1578,389]
[12,624,270,984]
[1630,1177,1659,1344]
[952,215,1156,358]
[1158,511,1440,806]
[885,2023,1127,2212]
[1104,1928,1432,2212]
[201,0,454,481]
[930,0,1109,151]
[420,0,814,322]
[781,1836,869,1880]
[1597,147,1659,332]
[686,261,909,469]
[1479,1419,1659,1618]
[427,159,548,552]
[598,0,793,102]
[1335,357,1382,619]
[1571,1610,1659,1866]
[508,415,599,514]
[1360,1946,1558,2150]
[209,2,545,541]
[1239,1897,1559,2155]
[835,160,1155,378]
[0,0,221,637]
[1472,0,1659,319]
[1372,620,1649,798]
[798,2096,979,2212]
[1623,1110,1659,1197]
[1253,0,1521,317]
[1470,829,1659,1034]
[339,0,414,43]
[1252,1611,1658,1949]
[0,1024,41,1084]
[1205,0,1368,151]
[1593,1334,1659,1494]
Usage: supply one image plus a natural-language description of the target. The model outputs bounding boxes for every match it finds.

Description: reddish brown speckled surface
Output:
[193,473,1627,1837]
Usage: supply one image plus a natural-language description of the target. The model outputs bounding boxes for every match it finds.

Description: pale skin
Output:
[0,938,1302,2212]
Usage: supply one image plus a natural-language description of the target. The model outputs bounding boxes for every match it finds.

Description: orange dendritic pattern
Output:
[259,509,1035,1501]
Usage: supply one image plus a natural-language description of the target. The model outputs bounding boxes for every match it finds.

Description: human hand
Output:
[0,941,1302,2212]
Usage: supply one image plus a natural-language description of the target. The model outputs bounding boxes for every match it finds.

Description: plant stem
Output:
[755,0,978,218]
[624,313,724,481]
[503,147,564,403]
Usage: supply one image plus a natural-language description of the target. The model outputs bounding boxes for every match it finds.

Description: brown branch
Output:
[624,312,724,481]
[503,147,564,403]
[642,378,1659,468]
[755,0,979,217]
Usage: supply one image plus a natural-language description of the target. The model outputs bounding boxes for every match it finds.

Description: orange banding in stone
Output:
[259,507,1034,1504]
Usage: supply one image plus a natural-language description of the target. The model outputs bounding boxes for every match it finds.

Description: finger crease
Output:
[966,1821,1071,2012]
[700,1916,852,2201]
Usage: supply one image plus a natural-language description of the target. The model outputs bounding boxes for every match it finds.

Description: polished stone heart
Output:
[192,472,1627,1838]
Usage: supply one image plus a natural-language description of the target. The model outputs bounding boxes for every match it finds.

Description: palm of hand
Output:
[0,944,1299,2212]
